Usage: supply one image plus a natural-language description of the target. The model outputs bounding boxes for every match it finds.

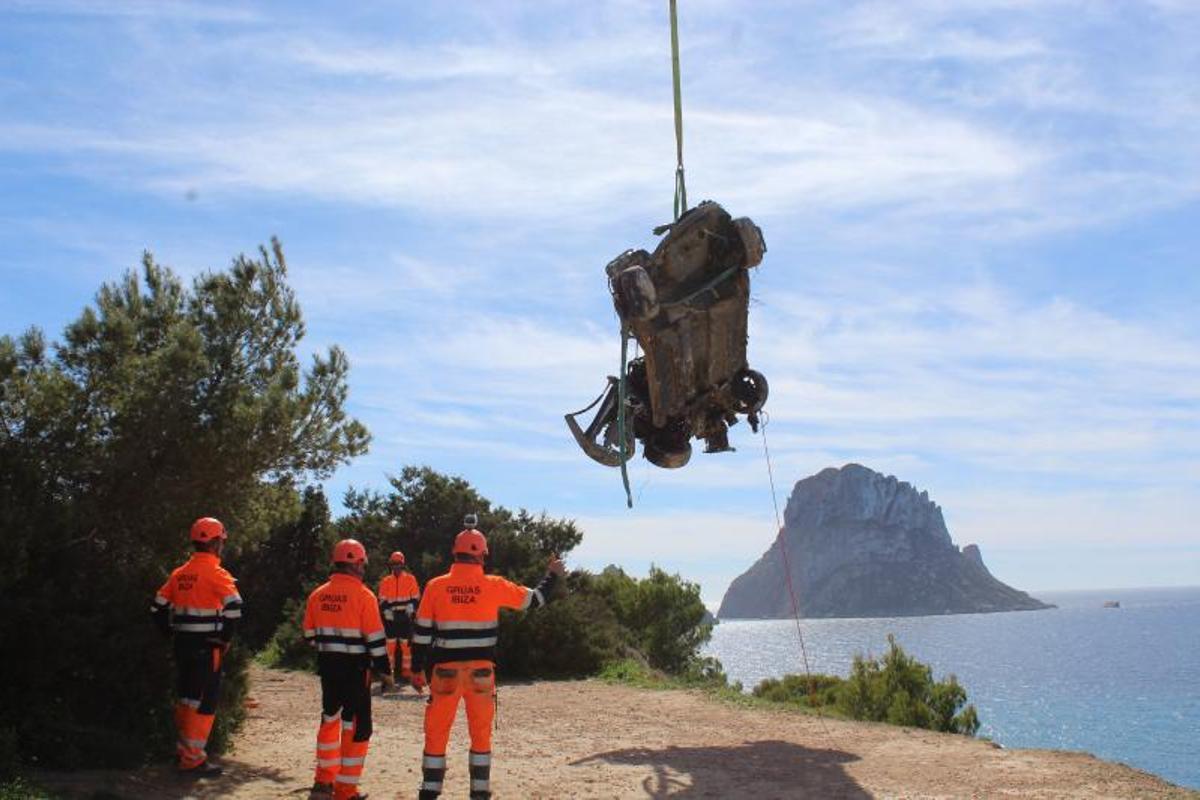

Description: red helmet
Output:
[332,539,367,565]
[453,528,488,559]
[388,550,406,566]
[190,517,226,543]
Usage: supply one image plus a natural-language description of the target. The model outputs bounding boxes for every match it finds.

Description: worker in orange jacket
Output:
[411,514,565,800]
[150,517,243,777]
[378,550,421,689]
[303,539,392,800]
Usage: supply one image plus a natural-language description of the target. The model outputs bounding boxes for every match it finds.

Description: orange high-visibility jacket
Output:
[150,551,243,641]
[378,571,421,629]
[411,562,556,670]
[303,573,389,673]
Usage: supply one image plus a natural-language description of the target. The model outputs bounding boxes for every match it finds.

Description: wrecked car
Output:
[566,200,769,469]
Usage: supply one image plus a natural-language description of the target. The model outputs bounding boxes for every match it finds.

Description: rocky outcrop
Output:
[718,464,1052,619]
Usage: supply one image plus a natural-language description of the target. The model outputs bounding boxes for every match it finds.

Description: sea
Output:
[704,586,1200,790]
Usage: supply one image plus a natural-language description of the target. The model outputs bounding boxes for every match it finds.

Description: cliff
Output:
[718,464,1051,618]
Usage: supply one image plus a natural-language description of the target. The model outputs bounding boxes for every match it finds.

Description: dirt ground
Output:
[38,664,1197,799]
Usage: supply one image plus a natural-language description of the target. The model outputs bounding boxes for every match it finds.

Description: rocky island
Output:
[719,464,1052,618]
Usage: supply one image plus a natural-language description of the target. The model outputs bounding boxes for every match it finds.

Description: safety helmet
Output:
[332,538,368,565]
[453,528,488,559]
[388,550,406,566]
[190,517,227,543]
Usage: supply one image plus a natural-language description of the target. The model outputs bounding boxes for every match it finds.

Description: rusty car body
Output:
[567,200,768,469]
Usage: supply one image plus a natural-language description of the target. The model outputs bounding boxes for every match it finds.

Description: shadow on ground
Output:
[572,739,870,799]
[35,758,293,799]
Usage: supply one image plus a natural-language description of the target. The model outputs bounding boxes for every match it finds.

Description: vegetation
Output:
[0,777,58,800]
[0,239,725,775]
[0,241,367,768]
[260,467,717,682]
[751,636,980,735]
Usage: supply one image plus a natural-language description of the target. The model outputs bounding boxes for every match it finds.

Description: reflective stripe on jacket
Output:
[378,572,421,622]
[304,573,389,674]
[151,552,242,640]
[411,562,556,670]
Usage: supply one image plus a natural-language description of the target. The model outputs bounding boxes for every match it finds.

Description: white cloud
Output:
[945,485,1200,550]
[7,3,1197,238]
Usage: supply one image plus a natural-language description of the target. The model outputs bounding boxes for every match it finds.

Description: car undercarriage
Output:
[567,200,769,469]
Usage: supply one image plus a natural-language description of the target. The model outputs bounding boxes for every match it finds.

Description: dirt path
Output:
[39,664,1196,799]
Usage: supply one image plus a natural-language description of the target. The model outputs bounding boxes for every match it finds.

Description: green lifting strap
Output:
[616,326,633,508]
[670,0,687,221]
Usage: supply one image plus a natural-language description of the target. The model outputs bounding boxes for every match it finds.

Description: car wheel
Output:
[733,217,766,268]
[614,265,659,322]
[732,368,769,414]
[644,437,692,469]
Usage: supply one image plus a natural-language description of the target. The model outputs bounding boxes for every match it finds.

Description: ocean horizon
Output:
[704,585,1200,790]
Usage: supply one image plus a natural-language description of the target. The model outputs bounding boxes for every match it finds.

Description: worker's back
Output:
[415,562,532,667]
[304,573,387,670]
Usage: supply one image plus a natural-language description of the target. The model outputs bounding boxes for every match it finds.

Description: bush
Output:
[0,777,58,800]
[751,636,980,736]
[257,595,321,672]
[497,583,625,678]
[752,673,843,708]
[838,635,980,735]
[593,565,713,674]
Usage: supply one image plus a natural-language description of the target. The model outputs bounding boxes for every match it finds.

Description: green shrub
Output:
[498,583,624,678]
[0,777,58,800]
[837,635,979,734]
[752,673,843,708]
[256,596,319,671]
[593,565,713,674]
[751,636,980,736]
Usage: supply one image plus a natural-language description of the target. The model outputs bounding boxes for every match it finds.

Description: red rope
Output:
[760,418,817,696]
[760,418,839,751]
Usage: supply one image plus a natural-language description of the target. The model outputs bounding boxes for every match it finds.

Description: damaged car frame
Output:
[566,200,769,470]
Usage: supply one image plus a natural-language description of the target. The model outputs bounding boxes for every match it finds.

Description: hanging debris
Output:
[567,200,768,469]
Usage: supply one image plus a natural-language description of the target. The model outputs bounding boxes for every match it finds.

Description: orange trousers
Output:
[314,714,370,800]
[386,638,413,678]
[420,660,495,798]
[174,700,216,770]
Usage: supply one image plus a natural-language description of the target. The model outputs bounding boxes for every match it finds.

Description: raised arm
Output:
[501,555,566,611]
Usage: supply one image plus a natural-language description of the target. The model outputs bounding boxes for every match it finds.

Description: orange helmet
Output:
[388,550,406,566]
[190,517,226,543]
[332,538,367,565]
[453,528,488,559]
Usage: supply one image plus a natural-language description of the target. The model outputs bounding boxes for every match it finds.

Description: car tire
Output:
[733,217,766,268]
[644,437,692,469]
[731,368,769,414]
[614,265,659,322]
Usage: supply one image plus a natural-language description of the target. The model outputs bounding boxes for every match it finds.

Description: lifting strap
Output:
[670,0,688,220]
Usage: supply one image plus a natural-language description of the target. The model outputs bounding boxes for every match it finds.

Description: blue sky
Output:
[2,0,1197,604]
